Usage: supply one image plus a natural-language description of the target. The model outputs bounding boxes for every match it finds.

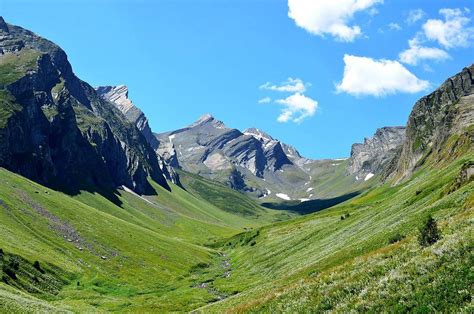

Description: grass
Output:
[0,49,40,86]
[0,137,472,312]
[0,166,286,312]
[199,152,473,312]
[0,90,21,128]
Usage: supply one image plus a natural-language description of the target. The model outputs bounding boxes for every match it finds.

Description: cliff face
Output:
[0,17,169,195]
[96,85,179,184]
[391,64,474,181]
[347,127,406,180]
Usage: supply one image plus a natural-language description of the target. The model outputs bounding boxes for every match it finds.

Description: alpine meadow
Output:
[0,0,473,312]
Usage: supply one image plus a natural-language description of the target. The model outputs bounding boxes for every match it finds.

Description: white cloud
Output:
[399,38,450,65]
[423,8,474,48]
[260,77,307,93]
[258,97,272,104]
[275,93,317,123]
[336,54,430,97]
[406,9,425,24]
[368,7,379,16]
[287,0,383,42]
[388,22,402,31]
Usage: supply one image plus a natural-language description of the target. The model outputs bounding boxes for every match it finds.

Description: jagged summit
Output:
[96,85,133,114]
[347,126,406,180]
[244,128,274,143]
[0,16,9,32]
[189,113,225,128]
[96,85,179,184]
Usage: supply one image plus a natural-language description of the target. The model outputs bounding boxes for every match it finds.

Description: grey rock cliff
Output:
[0,18,169,195]
[96,85,179,184]
[391,64,474,181]
[347,127,406,180]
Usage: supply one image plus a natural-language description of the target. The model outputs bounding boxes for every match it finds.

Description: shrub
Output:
[418,215,441,247]
[3,265,16,279]
[388,233,405,244]
[33,260,44,273]
[9,258,19,270]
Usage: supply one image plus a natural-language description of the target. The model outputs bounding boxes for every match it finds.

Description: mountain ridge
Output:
[0,18,169,196]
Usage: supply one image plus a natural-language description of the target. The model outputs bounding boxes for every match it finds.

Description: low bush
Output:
[418,215,441,247]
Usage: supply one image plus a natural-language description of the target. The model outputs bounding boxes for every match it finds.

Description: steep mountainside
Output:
[392,64,474,181]
[96,85,179,184]
[0,18,168,195]
[347,126,406,180]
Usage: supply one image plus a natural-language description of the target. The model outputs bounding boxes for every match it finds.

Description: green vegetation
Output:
[418,215,441,247]
[0,150,472,312]
[0,49,40,86]
[199,152,473,312]
[178,170,293,221]
[0,166,286,312]
[0,90,21,128]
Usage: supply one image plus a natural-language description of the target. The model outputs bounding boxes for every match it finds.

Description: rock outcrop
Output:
[0,18,169,195]
[391,64,473,181]
[96,85,179,184]
[347,127,406,181]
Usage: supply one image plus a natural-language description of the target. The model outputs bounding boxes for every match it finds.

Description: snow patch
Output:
[364,173,374,181]
[120,186,154,205]
[306,187,314,192]
[299,198,310,202]
[168,134,175,143]
[276,193,291,201]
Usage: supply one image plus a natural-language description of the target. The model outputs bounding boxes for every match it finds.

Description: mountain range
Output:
[0,17,472,312]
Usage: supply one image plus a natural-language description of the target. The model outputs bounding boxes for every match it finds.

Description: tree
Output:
[418,215,441,247]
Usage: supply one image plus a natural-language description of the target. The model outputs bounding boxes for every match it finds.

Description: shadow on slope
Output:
[261,191,360,215]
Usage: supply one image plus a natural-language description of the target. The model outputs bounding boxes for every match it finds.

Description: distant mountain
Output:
[155,113,397,201]
[155,114,312,199]
[347,127,406,181]
[96,85,179,184]
[0,17,169,195]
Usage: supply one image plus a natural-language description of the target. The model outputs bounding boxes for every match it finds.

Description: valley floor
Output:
[0,153,473,312]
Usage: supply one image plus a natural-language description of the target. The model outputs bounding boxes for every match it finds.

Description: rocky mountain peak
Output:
[244,128,274,144]
[0,16,9,33]
[96,85,133,114]
[190,113,225,129]
[347,126,406,180]
[95,85,179,184]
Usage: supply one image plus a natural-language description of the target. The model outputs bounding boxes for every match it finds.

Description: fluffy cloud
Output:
[275,93,318,123]
[336,54,430,96]
[259,78,317,123]
[258,97,272,104]
[406,9,425,24]
[423,8,474,48]
[260,78,307,93]
[388,22,402,31]
[399,38,449,65]
[287,0,382,42]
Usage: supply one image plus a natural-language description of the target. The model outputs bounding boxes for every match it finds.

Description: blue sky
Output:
[1,0,473,159]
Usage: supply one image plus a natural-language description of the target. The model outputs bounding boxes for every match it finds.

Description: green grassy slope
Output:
[200,151,473,312]
[178,170,294,222]
[0,167,285,312]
